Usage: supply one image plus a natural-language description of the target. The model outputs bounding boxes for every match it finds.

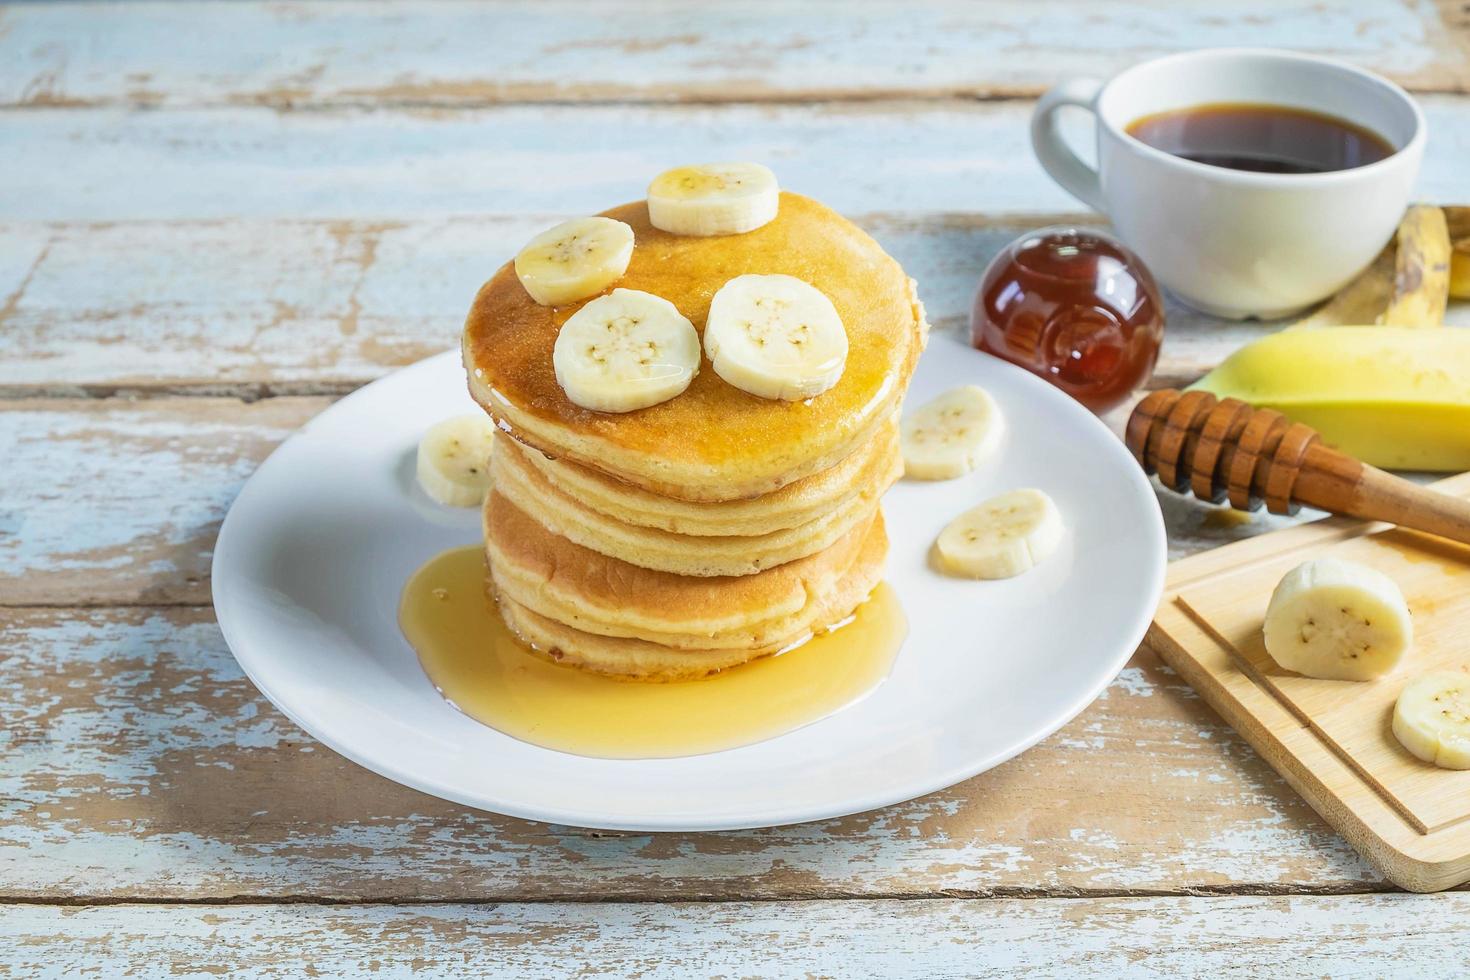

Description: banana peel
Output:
[1454,242,1470,301]
[1191,327,1470,472]
[1292,245,1396,328]
[1449,206,1470,300]
[1293,204,1455,327]
[1379,205,1450,326]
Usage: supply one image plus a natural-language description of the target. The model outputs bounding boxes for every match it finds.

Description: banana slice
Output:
[1393,671,1470,770]
[901,385,1003,480]
[514,216,635,307]
[553,288,701,413]
[1262,558,1412,681]
[935,488,1064,579]
[704,274,847,401]
[647,163,779,237]
[416,414,497,507]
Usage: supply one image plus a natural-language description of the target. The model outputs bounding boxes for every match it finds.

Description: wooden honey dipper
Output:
[1126,389,1470,545]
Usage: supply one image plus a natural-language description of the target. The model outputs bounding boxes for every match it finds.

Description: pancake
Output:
[463,192,927,502]
[491,507,889,680]
[503,414,901,537]
[490,433,891,576]
[483,490,884,652]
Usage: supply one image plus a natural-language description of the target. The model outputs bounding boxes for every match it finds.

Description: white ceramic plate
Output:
[213,335,1166,831]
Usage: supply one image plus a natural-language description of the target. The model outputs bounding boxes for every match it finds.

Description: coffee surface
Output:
[1126,102,1395,174]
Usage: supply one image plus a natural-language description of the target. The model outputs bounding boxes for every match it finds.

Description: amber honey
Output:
[399,545,907,759]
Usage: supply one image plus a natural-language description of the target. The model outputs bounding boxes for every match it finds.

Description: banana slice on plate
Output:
[901,385,1003,480]
[553,288,701,413]
[1262,558,1411,681]
[704,273,847,400]
[514,216,635,307]
[1393,671,1470,770]
[416,414,497,507]
[935,488,1064,580]
[647,163,780,237]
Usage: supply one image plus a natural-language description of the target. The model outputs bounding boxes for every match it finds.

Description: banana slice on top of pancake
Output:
[704,273,848,401]
[514,216,635,307]
[647,163,780,237]
[553,288,702,413]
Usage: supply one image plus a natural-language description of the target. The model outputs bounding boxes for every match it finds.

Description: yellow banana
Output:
[1190,327,1470,472]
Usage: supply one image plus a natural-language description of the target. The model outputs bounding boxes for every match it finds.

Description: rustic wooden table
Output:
[4,2,1470,976]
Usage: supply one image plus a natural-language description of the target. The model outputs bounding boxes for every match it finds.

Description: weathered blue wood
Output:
[4,896,1468,978]
[0,398,315,604]
[1,0,1464,108]
[4,99,1470,222]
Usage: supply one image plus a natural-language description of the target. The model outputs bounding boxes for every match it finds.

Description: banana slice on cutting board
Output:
[935,488,1064,579]
[647,163,779,237]
[416,414,497,507]
[901,385,1003,480]
[1393,671,1470,770]
[514,216,635,307]
[1262,558,1412,681]
[704,273,847,401]
[553,288,701,413]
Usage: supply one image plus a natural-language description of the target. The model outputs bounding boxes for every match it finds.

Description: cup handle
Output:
[1030,77,1106,212]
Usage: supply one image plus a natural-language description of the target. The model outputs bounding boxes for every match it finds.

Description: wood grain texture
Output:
[1151,478,1470,891]
[5,896,1470,978]
[7,0,1470,941]
[6,98,1470,223]
[1183,523,1470,835]
[0,603,1379,900]
[0,398,328,606]
[2,0,1467,109]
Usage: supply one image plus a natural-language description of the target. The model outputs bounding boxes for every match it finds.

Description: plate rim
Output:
[212,339,1167,831]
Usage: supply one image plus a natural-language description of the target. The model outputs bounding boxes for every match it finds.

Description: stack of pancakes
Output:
[463,192,927,679]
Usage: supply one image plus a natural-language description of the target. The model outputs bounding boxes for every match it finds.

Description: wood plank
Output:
[2,0,1466,108]
[0,398,330,606]
[5,98,1470,223]
[0,215,1292,396]
[5,896,1470,977]
[0,102,1080,221]
[0,603,1379,900]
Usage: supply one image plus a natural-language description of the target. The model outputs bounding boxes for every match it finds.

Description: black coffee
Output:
[1126,102,1395,175]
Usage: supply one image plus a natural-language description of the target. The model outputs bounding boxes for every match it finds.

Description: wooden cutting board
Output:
[1148,471,1470,893]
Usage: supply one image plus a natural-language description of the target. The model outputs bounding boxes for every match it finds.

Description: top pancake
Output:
[463,192,926,502]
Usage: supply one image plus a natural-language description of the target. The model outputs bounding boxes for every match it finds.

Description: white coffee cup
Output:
[1031,48,1425,320]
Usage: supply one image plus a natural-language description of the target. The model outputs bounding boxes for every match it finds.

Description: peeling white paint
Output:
[3,96,1470,225]
[0,0,1456,109]
[11,895,1469,978]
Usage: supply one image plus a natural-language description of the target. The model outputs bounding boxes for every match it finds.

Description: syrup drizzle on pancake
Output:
[400,544,907,760]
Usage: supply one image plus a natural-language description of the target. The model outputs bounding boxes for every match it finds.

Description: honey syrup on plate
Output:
[399,545,907,759]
